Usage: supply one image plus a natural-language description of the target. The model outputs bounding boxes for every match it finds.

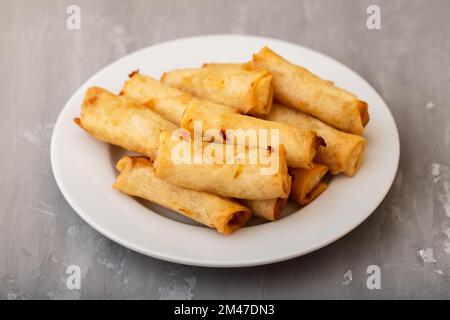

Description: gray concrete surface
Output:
[1,0,450,299]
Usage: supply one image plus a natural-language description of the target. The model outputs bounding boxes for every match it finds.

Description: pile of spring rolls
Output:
[74,47,369,235]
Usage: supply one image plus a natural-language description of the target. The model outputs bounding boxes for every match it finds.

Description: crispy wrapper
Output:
[290,164,329,206]
[154,131,291,200]
[161,64,273,116]
[267,104,366,176]
[74,87,176,159]
[114,157,251,234]
[181,103,324,169]
[248,47,369,135]
[241,198,287,221]
[121,72,235,126]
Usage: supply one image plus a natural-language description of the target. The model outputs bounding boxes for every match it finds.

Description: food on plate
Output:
[161,63,273,116]
[114,156,251,234]
[74,87,176,159]
[181,103,325,169]
[73,45,371,235]
[248,47,369,135]
[267,103,366,176]
[289,164,329,205]
[154,131,291,200]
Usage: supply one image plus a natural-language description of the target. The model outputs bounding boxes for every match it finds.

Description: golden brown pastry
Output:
[74,87,176,159]
[114,157,252,234]
[121,72,236,125]
[181,103,324,169]
[154,131,291,200]
[290,164,329,206]
[161,64,273,116]
[248,47,369,135]
[267,103,366,176]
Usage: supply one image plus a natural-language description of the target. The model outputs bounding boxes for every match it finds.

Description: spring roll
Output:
[161,64,273,116]
[154,131,291,200]
[290,164,329,206]
[267,104,366,176]
[248,47,369,135]
[74,87,176,159]
[121,72,236,125]
[181,104,324,169]
[114,157,251,234]
[241,198,287,221]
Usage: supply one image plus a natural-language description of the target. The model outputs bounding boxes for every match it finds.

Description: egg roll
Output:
[114,157,251,234]
[154,131,291,200]
[181,104,324,169]
[248,47,369,135]
[161,64,273,116]
[241,198,287,221]
[267,104,366,176]
[74,87,176,159]
[121,72,235,125]
[290,164,329,206]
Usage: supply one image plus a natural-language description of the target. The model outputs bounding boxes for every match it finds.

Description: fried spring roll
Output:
[121,72,235,125]
[181,104,324,169]
[74,87,176,159]
[290,164,329,206]
[267,104,366,176]
[114,157,251,234]
[154,131,291,200]
[248,47,369,135]
[161,64,273,116]
[241,198,287,221]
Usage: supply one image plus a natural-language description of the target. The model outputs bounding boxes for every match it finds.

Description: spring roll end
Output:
[358,100,370,127]
[273,197,288,220]
[305,134,326,169]
[153,131,173,179]
[251,71,274,116]
[298,181,328,205]
[290,164,329,206]
[221,210,252,235]
[343,139,366,177]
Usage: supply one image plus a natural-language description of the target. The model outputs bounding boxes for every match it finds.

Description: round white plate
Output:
[51,35,399,267]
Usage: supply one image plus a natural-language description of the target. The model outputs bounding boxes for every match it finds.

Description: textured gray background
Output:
[1,0,450,299]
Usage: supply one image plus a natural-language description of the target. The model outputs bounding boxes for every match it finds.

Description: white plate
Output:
[51,35,399,267]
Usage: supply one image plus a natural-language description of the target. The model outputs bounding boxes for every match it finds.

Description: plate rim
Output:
[51,34,400,267]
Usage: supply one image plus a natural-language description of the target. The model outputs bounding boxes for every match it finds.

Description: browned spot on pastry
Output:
[233,165,243,179]
[179,207,193,216]
[128,69,140,78]
[220,128,227,140]
[315,136,326,149]
[86,96,97,105]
